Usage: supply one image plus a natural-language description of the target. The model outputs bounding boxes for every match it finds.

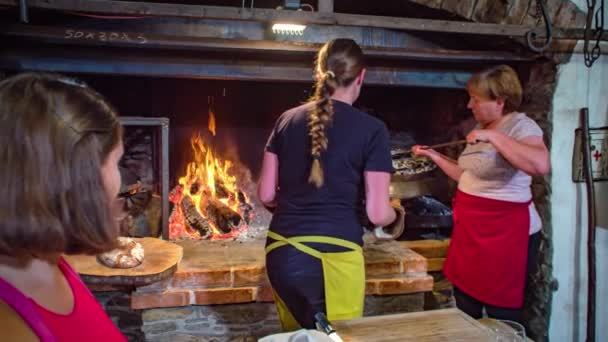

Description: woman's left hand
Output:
[467,129,551,175]
[466,129,495,145]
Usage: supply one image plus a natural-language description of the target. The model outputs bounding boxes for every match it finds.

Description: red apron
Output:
[444,190,531,308]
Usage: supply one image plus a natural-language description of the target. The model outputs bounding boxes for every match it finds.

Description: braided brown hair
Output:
[308,38,364,187]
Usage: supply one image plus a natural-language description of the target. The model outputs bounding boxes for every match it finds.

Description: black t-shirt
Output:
[265,100,393,246]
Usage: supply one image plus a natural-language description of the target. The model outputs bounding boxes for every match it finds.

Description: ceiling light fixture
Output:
[271,23,306,36]
[272,0,307,36]
[282,0,301,10]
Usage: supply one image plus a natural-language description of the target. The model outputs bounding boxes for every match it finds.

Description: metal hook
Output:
[19,0,29,23]
[526,0,553,53]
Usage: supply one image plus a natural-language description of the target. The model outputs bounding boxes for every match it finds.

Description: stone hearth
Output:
[90,239,434,341]
[131,240,433,310]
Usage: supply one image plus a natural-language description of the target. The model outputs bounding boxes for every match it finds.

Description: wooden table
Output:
[64,237,182,286]
[332,308,496,341]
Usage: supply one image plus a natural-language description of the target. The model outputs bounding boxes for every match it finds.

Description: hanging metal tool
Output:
[580,108,597,342]
[241,0,254,10]
[584,0,605,67]
[526,0,553,53]
[392,139,468,159]
[19,0,28,23]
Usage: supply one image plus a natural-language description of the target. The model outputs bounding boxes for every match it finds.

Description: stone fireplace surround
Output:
[0,0,574,338]
[84,59,558,341]
[89,238,434,341]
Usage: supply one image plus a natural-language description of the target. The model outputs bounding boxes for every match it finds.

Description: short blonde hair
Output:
[466,64,523,114]
[0,73,122,260]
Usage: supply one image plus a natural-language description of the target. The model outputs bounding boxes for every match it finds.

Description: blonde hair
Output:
[466,64,523,114]
[308,39,364,187]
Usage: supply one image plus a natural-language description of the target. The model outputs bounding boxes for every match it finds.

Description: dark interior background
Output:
[75,74,472,185]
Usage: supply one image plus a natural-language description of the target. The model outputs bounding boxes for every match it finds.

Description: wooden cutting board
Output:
[332,308,497,341]
[64,237,182,286]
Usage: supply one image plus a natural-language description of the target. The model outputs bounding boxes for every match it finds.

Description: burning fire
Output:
[208,106,216,136]
[169,133,252,240]
[181,135,238,206]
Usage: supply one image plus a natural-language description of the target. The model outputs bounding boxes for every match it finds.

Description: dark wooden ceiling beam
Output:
[0,47,473,88]
[0,24,534,62]
[0,0,603,41]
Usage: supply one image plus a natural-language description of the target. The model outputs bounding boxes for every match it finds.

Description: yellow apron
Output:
[265,231,365,331]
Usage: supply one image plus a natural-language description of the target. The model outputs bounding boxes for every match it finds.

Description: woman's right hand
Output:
[411,145,436,159]
[412,144,463,181]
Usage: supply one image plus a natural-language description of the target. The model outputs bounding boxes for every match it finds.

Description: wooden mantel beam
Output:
[0,47,473,88]
[0,24,534,62]
[0,0,604,41]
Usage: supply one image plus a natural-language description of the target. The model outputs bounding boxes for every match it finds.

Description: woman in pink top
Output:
[0,73,127,341]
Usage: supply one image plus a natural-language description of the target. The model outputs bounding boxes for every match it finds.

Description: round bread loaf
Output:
[97,237,144,269]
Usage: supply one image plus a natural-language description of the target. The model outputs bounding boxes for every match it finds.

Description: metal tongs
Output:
[392,139,468,158]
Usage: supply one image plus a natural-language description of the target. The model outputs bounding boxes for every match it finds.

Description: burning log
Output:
[189,182,201,196]
[180,196,212,238]
[199,191,242,234]
[170,134,257,240]
[237,191,253,224]
[216,180,230,198]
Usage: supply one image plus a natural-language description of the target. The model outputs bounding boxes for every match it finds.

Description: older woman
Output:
[413,65,550,323]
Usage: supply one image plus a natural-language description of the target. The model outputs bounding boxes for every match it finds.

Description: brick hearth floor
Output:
[130,239,433,310]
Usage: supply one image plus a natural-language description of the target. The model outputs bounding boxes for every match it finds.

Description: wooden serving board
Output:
[332,308,496,341]
[64,237,183,286]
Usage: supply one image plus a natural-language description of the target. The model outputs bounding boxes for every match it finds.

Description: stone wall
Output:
[364,293,426,316]
[130,240,433,310]
[94,291,145,342]
[424,272,455,311]
[520,61,559,342]
[94,294,427,342]
[90,240,433,341]
[142,303,280,342]
[409,0,586,29]
[140,293,426,342]
[399,240,454,311]
[93,290,281,342]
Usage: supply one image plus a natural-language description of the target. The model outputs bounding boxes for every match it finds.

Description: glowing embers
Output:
[169,134,253,240]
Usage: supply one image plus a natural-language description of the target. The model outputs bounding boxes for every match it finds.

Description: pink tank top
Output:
[0,258,127,342]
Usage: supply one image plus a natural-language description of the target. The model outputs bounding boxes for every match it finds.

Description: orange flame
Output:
[177,133,246,238]
[208,108,216,136]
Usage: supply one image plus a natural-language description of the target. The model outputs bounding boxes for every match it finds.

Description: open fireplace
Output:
[83,71,531,242]
[73,58,548,246]
[0,1,569,338]
[52,30,550,243]
[0,2,554,243]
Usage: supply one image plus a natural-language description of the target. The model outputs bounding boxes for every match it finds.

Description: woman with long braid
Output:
[258,39,403,330]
